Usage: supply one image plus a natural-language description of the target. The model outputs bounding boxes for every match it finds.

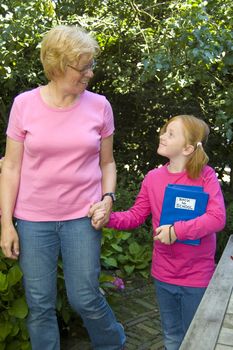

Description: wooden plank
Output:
[217,312,233,346]
[218,326,233,346]
[227,293,233,314]
[215,345,233,350]
[180,235,233,350]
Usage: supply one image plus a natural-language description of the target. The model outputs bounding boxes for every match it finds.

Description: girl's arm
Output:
[174,167,226,241]
[107,175,152,230]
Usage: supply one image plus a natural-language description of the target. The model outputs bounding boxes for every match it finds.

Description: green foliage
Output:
[1,0,233,187]
[0,0,56,154]
[0,0,232,344]
[101,228,152,278]
[0,251,30,350]
[216,201,233,262]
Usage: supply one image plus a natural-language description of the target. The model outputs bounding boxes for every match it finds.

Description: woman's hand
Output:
[154,224,177,245]
[0,223,20,259]
[91,207,106,224]
[88,196,113,230]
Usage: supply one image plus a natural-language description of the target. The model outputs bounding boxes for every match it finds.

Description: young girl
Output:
[91,115,226,350]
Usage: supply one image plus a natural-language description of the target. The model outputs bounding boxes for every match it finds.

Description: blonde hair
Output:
[40,25,100,80]
[160,115,210,178]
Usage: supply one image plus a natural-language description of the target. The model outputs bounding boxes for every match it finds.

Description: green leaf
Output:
[117,254,128,264]
[10,323,19,337]
[124,265,135,275]
[135,261,149,269]
[0,322,12,341]
[19,321,30,341]
[21,342,31,350]
[103,257,118,268]
[62,308,71,324]
[0,343,6,350]
[139,270,150,278]
[120,231,131,240]
[8,297,28,319]
[56,294,62,312]
[129,242,142,256]
[0,272,8,292]
[110,244,123,252]
[99,273,114,283]
[7,264,23,287]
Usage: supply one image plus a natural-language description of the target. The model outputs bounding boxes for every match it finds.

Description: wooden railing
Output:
[180,234,233,350]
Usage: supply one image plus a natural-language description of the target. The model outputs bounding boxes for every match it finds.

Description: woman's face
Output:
[55,54,95,95]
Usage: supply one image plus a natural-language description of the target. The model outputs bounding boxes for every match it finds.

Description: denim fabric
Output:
[16,217,125,350]
[153,278,206,350]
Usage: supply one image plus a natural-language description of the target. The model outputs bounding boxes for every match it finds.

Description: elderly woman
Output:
[0,25,125,350]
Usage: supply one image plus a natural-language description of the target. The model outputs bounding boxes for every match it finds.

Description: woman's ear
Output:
[183,144,194,156]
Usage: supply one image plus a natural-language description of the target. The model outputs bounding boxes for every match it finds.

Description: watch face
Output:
[103,192,116,202]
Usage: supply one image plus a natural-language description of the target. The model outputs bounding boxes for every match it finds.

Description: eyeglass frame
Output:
[67,60,96,73]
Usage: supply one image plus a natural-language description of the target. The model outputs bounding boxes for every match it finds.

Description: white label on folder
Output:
[175,197,196,210]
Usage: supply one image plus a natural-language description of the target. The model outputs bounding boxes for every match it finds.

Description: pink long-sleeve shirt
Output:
[108,164,226,287]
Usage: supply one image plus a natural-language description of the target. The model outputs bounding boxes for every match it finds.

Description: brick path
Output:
[61,277,164,350]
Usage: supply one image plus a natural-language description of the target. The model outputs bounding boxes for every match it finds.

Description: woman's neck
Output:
[44,82,79,109]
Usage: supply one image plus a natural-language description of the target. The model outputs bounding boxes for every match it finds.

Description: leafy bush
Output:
[101,228,152,278]
[0,251,30,350]
[216,201,233,262]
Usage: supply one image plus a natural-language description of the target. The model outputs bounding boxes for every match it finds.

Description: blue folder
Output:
[159,184,209,246]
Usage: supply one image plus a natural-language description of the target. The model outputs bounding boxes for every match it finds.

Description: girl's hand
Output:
[0,223,20,260]
[154,224,177,245]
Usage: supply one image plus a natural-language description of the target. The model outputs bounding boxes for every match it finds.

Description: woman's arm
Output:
[0,157,4,209]
[89,134,116,229]
[0,137,24,259]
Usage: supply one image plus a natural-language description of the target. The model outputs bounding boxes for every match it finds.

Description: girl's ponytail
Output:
[186,141,209,179]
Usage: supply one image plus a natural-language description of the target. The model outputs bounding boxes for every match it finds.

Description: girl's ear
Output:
[183,144,194,156]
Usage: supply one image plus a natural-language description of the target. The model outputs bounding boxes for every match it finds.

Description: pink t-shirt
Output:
[108,165,226,287]
[7,87,114,221]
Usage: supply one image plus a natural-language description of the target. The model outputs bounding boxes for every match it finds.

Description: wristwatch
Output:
[102,192,116,203]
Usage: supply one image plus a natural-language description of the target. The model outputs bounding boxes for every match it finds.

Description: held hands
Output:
[0,223,20,260]
[88,196,112,230]
[154,224,177,245]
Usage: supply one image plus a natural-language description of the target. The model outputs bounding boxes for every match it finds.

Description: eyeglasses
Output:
[67,61,96,73]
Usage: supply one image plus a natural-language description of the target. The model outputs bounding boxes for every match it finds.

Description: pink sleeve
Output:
[100,99,114,138]
[6,98,25,142]
[174,167,226,241]
[107,175,151,230]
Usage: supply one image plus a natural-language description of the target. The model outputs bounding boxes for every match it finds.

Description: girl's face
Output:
[55,54,94,95]
[157,119,188,160]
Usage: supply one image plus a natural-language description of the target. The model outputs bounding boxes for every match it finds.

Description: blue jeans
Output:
[16,217,126,350]
[154,279,206,350]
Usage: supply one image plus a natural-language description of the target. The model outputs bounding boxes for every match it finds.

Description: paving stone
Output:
[61,277,164,349]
